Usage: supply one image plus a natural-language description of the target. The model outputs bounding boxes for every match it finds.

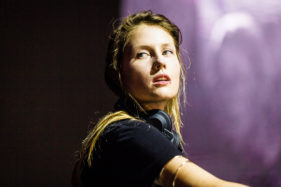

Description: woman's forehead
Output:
[127,24,175,48]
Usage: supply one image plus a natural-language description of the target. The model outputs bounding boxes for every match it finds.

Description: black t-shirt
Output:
[80,119,183,187]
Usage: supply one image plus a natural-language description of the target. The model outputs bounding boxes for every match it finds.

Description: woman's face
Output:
[121,24,181,110]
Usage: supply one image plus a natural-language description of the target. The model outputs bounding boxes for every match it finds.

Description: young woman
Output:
[72,11,248,187]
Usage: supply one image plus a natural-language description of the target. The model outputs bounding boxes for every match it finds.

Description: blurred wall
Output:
[1,1,119,186]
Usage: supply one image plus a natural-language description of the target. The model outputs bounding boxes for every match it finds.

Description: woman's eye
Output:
[136,52,149,59]
[163,50,173,56]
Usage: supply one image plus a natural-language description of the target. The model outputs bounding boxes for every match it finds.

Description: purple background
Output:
[121,0,281,186]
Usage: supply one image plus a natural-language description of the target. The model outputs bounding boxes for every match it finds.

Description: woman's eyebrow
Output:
[161,43,173,47]
[133,43,174,50]
[133,45,152,51]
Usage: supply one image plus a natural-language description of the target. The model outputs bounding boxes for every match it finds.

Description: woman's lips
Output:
[153,74,171,86]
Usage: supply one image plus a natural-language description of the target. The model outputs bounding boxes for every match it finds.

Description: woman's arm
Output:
[159,156,249,187]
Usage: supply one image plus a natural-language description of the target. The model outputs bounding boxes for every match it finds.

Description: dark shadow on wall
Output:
[1,1,120,186]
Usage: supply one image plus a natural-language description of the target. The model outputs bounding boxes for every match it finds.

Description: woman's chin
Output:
[152,91,177,101]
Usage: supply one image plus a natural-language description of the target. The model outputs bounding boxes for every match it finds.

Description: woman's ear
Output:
[118,71,124,91]
[104,65,123,96]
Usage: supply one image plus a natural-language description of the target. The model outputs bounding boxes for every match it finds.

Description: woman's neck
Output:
[141,101,167,111]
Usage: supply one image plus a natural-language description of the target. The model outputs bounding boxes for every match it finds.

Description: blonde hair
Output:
[79,11,186,168]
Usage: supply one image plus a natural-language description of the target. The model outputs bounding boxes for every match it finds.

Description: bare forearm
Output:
[160,156,249,187]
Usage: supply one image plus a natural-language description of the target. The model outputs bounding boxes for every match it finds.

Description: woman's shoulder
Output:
[103,118,154,138]
[99,118,175,147]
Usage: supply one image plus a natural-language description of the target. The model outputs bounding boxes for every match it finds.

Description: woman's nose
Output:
[152,56,166,71]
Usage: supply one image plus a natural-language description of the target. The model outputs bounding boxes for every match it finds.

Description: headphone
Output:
[145,110,183,152]
[114,98,183,152]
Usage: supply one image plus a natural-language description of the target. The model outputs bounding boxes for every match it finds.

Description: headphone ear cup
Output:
[170,130,182,151]
[145,110,183,152]
[146,110,172,131]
